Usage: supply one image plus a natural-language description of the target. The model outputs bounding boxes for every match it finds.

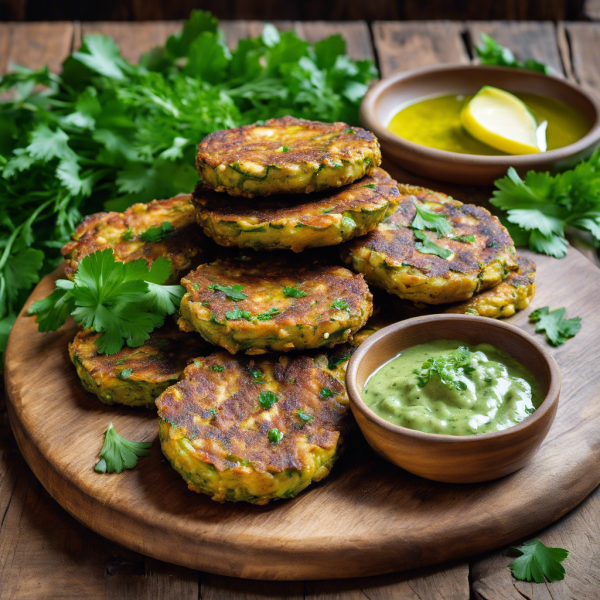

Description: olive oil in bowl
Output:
[387,93,591,156]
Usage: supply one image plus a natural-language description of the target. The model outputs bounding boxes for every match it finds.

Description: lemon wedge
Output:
[461,86,544,155]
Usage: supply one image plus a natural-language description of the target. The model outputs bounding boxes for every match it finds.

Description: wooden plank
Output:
[201,572,303,599]
[466,21,564,75]
[371,22,469,77]
[0,25,11,75]
[0,447,198,600]
[6,22,74,73]
[564,23,600,97]
[471,484,600,600]
[403,0,571,20]
[300,21,375,61]
[79,22,182,63]
[306,563,469,600]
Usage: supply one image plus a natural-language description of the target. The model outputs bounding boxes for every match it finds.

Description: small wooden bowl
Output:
[345,315,561,483]
[360,64,600,185]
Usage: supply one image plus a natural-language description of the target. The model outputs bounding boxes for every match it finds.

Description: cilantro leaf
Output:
[283,286,307,298]
[414,346,476,391]
[94,422,151,474]
[29,250,182,354]
[139,221,174,242]
[529,306,581,346]
[476,33,550,74]
[225,306,252,320]
[330,299,348,310]
[412,202,453,236]
[508,540,569,583]
[259,390,279,409]
[328,352,351,370]
[72,35,127,80]
[208,283,247,301]
[452,235,475,243]
[414,230,453,259]
[268,428,283,444]
[319,386,334,398]
[210,364,224,372]
[256,307,280,320]
[296,410,314,426]
[248,367,264,383]
[491,149,600,258]
[27,284,75,332]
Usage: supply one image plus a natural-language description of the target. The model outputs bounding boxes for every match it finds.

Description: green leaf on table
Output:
[94,422,152,474]
[529,306,581,346]
[508,539,569,583]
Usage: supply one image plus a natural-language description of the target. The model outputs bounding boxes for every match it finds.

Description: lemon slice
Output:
[461,86,543,155]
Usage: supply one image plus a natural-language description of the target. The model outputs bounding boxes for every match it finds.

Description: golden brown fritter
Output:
[193,167,401,253]
[195,116,382,197]
[62,194,204,283]
[350,256,536,344]
[178,254,373,354]
[445,255,536,318]
[341,184,517,304]
[157,350,351,504]
[69,321,211,407]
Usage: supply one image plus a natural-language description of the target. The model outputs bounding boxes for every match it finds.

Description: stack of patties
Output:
[339,183,536,337]
[154,116,402,504]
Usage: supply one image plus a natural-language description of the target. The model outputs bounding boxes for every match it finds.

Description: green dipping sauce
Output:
[387,93,591,155]
[362,339,543,436]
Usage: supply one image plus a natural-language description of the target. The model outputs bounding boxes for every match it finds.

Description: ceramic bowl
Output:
[345,314,561,483]
[360,64,600,185]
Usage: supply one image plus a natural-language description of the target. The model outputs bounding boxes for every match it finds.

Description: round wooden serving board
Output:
[5,248,600,581]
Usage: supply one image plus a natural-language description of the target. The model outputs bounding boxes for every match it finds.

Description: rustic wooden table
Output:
[1,18,600,600]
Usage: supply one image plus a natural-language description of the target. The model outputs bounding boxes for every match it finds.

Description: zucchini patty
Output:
[62,194,204,283]
[156,350,351,504]
[193,167,400,253]
[178,255,373,354]
[445,255,536,318]
[340,185,517,304]
[69,321,210,407]
[195,116,381,197]
[351,256,536,344]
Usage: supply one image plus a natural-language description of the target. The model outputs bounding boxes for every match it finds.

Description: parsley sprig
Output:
[508,539,569,583]
[412,201,453,236]
[491,149,600,258]
[27,249,184,354]
[529,306,581,346]
[414,230,453,259]
[414,346,476,391]
[94,422,152,474]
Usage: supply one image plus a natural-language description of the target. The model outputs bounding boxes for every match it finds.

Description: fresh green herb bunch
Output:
[0,9,376,363]
[414,346,477,391]
[491,149,600,258]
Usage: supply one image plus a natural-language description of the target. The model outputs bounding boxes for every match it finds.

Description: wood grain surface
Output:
[2,16,600,599]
